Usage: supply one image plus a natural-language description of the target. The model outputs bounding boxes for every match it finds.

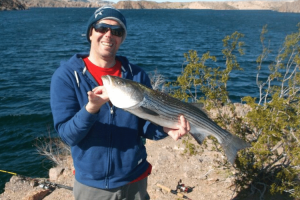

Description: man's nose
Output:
[104,28,112,36]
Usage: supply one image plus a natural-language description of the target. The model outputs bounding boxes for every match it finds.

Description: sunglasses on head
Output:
[92,23,125,37]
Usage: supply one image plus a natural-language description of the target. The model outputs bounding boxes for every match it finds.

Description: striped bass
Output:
[102,75,250,164]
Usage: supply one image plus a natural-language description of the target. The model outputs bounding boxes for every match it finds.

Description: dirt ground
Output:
[0,136,295,200]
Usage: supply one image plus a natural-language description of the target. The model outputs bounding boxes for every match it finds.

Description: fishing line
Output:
[0,169,73,191]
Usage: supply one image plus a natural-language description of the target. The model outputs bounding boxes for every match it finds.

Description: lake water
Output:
[0,8,299,193]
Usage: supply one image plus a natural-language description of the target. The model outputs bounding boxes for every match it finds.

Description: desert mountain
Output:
[0,0,27,11]
[3,0,298,13]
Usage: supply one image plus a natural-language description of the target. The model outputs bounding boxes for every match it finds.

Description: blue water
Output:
[0,8,299,193]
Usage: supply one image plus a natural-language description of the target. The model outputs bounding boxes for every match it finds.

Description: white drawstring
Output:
[74,71,79,88]
[121,66,126,72]
[128,64,133,76]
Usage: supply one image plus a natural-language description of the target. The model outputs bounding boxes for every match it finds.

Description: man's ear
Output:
[89,28,93,42]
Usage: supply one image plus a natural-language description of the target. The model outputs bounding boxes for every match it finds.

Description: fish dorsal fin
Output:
[190,103,208,118]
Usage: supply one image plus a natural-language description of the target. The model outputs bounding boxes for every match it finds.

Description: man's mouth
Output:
[101,42,113,47]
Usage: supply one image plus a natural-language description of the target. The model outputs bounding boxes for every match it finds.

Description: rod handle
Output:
[156,183,184,198]
[156,183,171,192]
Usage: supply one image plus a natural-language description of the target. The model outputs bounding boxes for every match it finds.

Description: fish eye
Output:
[117,81,124,85]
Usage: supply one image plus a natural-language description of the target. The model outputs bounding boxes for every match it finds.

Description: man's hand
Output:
[86,86,110,114]
[163,115,190,140]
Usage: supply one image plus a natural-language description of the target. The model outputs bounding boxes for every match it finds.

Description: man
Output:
[50,6,190,200]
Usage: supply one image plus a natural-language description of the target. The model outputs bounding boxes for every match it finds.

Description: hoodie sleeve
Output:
[143,121,167,140]
[50,64,98,146]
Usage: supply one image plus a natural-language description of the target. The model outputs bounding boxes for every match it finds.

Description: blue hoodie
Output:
[50,53,167,189]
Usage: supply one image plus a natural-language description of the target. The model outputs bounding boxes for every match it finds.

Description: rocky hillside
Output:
[18,0,107,8]
[277,0,300,12]
[114,1,163,9]
[10,0,298,12]
[0,0,27,11]
[113,0,288,10]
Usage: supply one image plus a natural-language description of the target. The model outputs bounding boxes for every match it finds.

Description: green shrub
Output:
[237,23,300,199]
[167,23,300,199]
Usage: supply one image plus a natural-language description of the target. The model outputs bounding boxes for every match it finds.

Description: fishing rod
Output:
[0,170,18,176]
[41,180,73,191]
[0,169,73,191]
[157,183,192,200]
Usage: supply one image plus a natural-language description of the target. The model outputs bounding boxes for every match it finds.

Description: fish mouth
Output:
[101,75,111,86]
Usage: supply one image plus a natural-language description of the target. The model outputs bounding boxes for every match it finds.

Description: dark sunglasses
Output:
[92,23,124,37]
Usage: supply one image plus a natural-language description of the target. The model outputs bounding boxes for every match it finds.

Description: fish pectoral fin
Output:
[189,132,209,145]
[140,106,160,116]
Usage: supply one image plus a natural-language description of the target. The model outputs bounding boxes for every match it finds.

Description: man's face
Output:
[89,19,123,61]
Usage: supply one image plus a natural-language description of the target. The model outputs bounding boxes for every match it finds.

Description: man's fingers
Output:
[163,116,190,141]
[178,115,190,133]
[186,117,190,132]
[93,86,105,95]
[87,91,95,97]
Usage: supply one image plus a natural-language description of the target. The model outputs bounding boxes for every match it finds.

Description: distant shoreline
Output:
[0,0,295,13]
[1,0,300,12]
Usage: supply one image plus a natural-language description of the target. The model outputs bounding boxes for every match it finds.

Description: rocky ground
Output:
[0,103,296,200]
[0,137,236,200]
[0,135,294,200]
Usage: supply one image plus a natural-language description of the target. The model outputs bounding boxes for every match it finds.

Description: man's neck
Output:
[88,55,116,69]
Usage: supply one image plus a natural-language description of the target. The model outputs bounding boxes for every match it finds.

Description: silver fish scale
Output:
[141,86,231,143]
[102,75,250,165]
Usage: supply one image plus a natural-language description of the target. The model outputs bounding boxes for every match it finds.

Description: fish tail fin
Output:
[221,135,251,165]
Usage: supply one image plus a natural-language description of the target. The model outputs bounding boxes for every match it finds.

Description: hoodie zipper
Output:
[105,104,114,188]
[81,59,127,189]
